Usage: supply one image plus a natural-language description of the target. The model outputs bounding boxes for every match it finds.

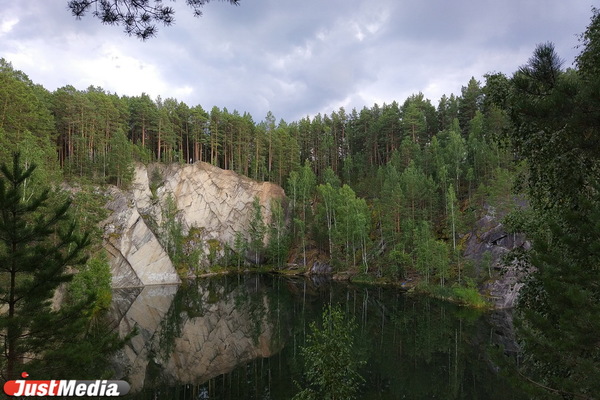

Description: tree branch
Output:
[67,0,240,39]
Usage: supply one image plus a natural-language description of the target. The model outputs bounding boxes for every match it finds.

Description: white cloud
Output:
[0,0,595,122]
[174,85,195,98]
[74,44,167,95]
[0,17,18,36]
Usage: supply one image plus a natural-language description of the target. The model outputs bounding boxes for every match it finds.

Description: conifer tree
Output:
[493,10,600,396]
[107,129,134,187]
[0,153,113,379]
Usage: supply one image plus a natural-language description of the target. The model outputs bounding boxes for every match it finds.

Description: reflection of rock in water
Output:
[486,310,520,356]
[110,276,277,392]
[110,285,179,391]
[308,274,332,287]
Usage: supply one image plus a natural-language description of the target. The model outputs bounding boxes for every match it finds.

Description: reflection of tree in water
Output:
[121,274,285,400]
[358,291,526,400]
[284,280,526,400]
[158,277,238,357]
[232,275,269,346]
[372,296,477,398]
[157,275,277,360]
[126,275,528,400]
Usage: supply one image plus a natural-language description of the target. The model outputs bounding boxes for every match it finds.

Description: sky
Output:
[0,1,595,122]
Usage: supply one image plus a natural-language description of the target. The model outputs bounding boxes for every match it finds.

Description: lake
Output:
[111,273,528,399]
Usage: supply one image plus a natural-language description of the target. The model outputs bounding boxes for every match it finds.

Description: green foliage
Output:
[411,222,450,286]
[248,196,266,265]
[52,85,133,185]
[0,50,527,295]
[515,194,600,397]
[412,221,435,283]
[69,254,113,314]
[160,194,184,263]
[156,193,205,275]
[0,129,60,196]
[149,167,163,200]
[378,163,403,244]
[0,60,60,190]
[451,284,488,309]
[106,129,134,187]
[0,153,119,379]
[316,183,371,269]
[182,226,204,274]
[447,183,459,252]
[481,250,493,278]
[287,162,316,267]
[321,166,341,188]
[490,14,600,397]
[507,45,596,212]
[267,198,289,267]
[206,239,222,267]
[384,245,411,280]
[416,281,489,309]
[399,160,436,222]
[458,77,484,133]
[69,186,110,252]
[293,304,365,400]
[232,231,248,269]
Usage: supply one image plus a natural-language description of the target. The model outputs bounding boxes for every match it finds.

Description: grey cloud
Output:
[0,0,595,123]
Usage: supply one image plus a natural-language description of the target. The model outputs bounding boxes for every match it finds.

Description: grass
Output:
[415,282,491,309]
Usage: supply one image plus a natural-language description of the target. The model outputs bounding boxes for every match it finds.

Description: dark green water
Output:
[113,274,527,399]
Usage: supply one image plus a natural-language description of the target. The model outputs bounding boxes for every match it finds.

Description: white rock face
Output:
[103,162,286,287]
[104,188,178,287]
[147,162,285,246]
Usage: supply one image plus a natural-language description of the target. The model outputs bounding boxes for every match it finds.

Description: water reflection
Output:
[112,274,527,399]
[111,275,281,395]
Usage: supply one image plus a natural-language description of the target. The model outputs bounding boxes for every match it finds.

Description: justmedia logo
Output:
[3,372,130,397]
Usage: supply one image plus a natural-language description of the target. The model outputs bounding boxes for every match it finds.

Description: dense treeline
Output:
[0,56,516,325]
[0,57,516,288]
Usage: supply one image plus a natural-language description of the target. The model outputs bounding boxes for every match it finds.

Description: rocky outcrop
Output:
[463,203,530,309]
[104,190,177,287]
[309,261,333,275]
[102,162,286,287]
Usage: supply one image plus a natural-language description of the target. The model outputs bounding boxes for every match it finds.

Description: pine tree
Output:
[493,11,600,396]
[106,129,134,187]
[0,154,89,379]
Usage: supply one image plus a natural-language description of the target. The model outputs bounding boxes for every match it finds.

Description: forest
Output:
[1,7,599,398]
[0,58,514,290]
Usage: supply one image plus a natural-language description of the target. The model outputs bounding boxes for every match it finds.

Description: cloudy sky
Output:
[0,1,594,122]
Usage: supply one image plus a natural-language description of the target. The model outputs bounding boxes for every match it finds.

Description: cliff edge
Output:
[102,162,286,288]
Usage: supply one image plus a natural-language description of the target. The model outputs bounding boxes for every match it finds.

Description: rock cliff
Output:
[463,202,530,309]
[103,162,286,287]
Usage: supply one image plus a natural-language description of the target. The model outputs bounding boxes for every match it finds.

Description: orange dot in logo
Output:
[21,372,29,378]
